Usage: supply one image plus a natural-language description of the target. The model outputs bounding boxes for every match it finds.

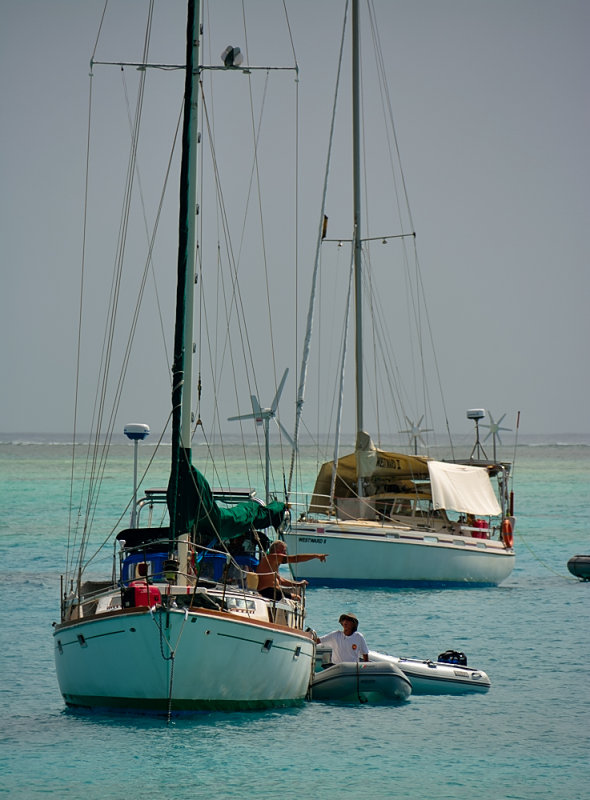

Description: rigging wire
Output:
[364,2,430,442]
[78,2,155,572]
[279,0,304,501]
[195,85,260,489]
[82,413,172,574]
[330,245,355,504]
[67,1,192,579]
[368,0,453,449]
[240,5,275,407]
[191,21,262,487]
[120,71,183,378]
[362,257,408,437]
[287,0,350,496]
[226,68,275,478]
[83,59,152,567]
[243,0,301,489]
[195,57,298,499]
[179,2,300,504]
[67,0,111,580]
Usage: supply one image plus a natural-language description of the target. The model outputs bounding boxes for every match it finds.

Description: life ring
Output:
[501,518,514,548]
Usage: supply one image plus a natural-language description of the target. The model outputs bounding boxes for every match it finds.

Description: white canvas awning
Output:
[428,461,501,516]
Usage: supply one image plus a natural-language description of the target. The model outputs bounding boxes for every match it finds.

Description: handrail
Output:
[136,486,261,526]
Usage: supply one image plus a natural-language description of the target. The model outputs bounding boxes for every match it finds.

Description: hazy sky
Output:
[1,0,589,437]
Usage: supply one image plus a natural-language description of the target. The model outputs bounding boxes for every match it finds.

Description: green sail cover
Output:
[168,461,286,542]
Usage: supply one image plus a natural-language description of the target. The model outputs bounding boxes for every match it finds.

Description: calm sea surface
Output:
[1,436,588,799]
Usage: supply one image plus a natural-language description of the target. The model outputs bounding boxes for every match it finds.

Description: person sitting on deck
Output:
[256,540,328,600]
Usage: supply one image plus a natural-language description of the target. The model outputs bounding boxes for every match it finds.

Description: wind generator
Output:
[399,415,433,455]
[228,369,294,503]
[481,411,511,462]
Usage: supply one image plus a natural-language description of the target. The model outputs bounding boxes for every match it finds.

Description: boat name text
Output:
[376,456,404,470]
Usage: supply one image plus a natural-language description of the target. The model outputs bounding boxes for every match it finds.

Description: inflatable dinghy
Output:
[310,659,411,704]
[567,555,590,581]
[369,650,491,694]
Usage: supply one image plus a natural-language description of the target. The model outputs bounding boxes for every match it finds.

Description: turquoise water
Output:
[1,438,588,799]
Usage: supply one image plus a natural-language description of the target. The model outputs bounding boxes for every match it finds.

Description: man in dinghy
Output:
[316,613,369,663]
[256,540,328,599]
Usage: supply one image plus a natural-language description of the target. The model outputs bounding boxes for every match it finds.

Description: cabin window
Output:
[391,499,413,515]
[225,597,256,612]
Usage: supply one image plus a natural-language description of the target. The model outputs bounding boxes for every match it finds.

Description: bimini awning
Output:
[428,461,501,516]
[308,444,430,513]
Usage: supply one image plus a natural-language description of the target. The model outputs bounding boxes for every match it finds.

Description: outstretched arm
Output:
[285,552,328,564]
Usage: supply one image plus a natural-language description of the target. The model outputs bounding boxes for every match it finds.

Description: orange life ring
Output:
[501,518,514,548]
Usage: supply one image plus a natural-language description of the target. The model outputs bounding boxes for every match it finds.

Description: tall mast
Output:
[169,0,201,541]
[352,0,364,494]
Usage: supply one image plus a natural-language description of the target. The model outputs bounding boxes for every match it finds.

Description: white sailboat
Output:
[283,0,515,586]
[54,0,314,713]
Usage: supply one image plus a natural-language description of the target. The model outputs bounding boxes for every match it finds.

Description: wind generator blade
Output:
[277,419,296,449]
[271,368,289,413]
[484,429,504,445]
[227,412,258,422]
[250,395,263,417]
